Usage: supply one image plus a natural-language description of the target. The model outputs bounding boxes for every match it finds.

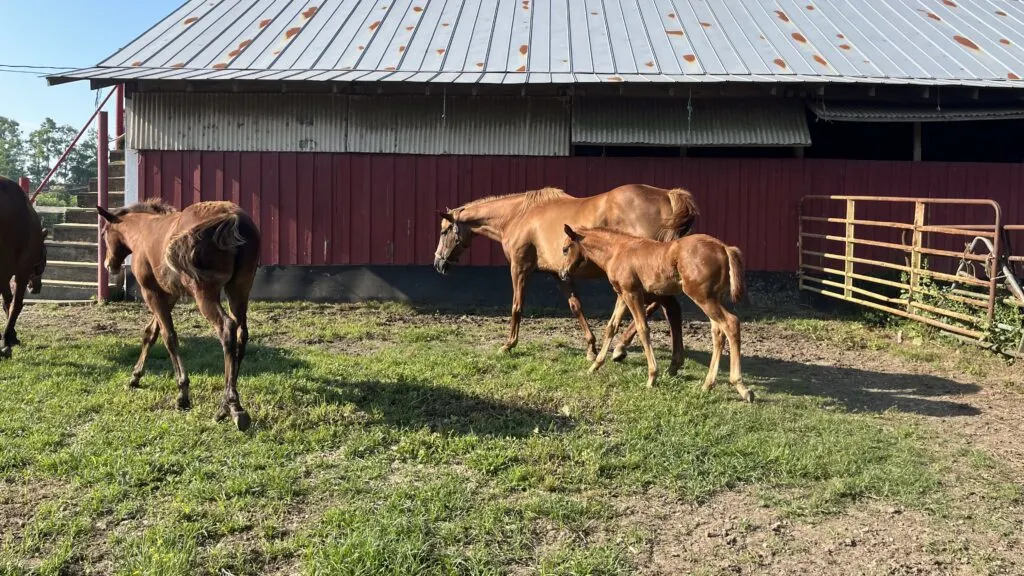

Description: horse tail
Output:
[726,246,746,304]
[660,188,700,241]
[164,213,246,283]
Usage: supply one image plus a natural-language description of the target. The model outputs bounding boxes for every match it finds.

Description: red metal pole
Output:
[97,111,110,302]
[30,86,117,203]
[115,84,125,150]
[18,177,30,194]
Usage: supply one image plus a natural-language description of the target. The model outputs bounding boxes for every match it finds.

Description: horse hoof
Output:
[588,362,601,374]
[743,390,755,403]
[0,346,10,359]
[232,410,252,432]
[128,377,141,389]
[215,406,229,422]
[176,396,192,411]
[586,349,597,362]
[667,365,681,377]
[647,376,657,388]
[611,347,627,363]
[499,344,513,354]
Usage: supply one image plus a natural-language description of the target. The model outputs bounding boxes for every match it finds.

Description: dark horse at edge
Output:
[0,176,48,358]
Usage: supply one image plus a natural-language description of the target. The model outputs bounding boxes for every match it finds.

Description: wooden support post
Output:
[908,202,926,311]
[913,122,922,162]
[115,84,125,150]
[845,199,856,299]
[97,112,110,303]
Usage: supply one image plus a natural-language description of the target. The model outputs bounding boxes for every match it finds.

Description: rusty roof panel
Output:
[50,0,1024,88]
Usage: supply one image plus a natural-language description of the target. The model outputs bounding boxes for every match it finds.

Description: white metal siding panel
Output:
[129,93,348,152]
[572,98,811,146]
[130,93,569,155]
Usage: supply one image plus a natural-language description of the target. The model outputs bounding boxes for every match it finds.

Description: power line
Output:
[0,63,81,70]
[0,69,53,76]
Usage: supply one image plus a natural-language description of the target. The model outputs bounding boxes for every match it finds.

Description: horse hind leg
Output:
[0,278,27,358]
[1,282,19,347]
[696,297,752,403]
[196,288,250,431]
[661,296,685,377]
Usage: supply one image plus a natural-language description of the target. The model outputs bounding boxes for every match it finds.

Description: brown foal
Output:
[98,200,262,430]
[559,225,753,402]
[433,184,699,361]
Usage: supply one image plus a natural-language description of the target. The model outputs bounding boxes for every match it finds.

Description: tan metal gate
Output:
[798,195,1023,355]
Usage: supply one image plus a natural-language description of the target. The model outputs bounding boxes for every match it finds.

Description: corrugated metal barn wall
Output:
[136,152,1024,272]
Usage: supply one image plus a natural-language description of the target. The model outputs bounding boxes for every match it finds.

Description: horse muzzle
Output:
[558,269,570,282]
[434,258,450,275]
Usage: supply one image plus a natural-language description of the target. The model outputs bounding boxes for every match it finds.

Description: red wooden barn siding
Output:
[138,152,1024,272]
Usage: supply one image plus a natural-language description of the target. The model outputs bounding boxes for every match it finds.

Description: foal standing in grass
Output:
[560,225,753,402]
[97,200,261,430]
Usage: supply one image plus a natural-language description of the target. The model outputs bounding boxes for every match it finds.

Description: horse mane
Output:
[112,199,178,217]
[456,187,570,220]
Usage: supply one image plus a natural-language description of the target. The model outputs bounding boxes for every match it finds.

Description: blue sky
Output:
[1,1,182,131]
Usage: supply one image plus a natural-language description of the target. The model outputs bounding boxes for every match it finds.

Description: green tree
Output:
[25,118,97,190]
[26,118,63,188]
[0,116,26,180]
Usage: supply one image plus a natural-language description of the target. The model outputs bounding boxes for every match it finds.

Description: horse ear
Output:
[438,210,455,223]
[96,205,120,224]
[564,224,581,241]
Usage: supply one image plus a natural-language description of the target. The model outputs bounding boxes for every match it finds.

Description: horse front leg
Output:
[128,317,161,388]
[611,300,662,363]
[0,278,27,358]
[557,278,597,361]
[501,265,528,354]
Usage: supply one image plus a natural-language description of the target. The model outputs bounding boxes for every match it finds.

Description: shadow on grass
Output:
[676,349,982,418]
[103,336,573,438]
[304,378,575,438]
[102,336,308,378]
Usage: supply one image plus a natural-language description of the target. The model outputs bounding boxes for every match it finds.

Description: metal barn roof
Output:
[50,0,1024,88]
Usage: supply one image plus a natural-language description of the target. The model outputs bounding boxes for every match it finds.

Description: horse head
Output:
[433,208,472,275]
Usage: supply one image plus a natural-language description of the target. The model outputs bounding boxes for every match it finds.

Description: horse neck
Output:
[116,213,164,253]
[457,196,524,242]
[579,232,620,269]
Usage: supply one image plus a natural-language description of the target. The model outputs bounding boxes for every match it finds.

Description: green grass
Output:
[0,302,976,574]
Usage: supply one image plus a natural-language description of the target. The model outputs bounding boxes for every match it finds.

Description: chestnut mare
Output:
[559,225,753,403]
[434,184,699,360]
[97,200,261,431]
[0,176,48,358]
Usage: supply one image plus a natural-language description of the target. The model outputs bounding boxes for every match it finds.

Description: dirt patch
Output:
[622,489,1019,575]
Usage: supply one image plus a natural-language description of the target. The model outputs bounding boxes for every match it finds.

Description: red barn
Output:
[49,0,1024,305]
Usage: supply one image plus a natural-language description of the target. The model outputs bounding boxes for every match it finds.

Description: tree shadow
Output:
[680,349,982,417]
[300,377,575,438]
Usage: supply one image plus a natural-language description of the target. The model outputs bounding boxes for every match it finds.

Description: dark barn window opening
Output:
[921,120,1024,163]
[804,117,914,161]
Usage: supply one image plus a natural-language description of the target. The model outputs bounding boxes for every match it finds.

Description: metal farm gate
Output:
[799,195,1024,356]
